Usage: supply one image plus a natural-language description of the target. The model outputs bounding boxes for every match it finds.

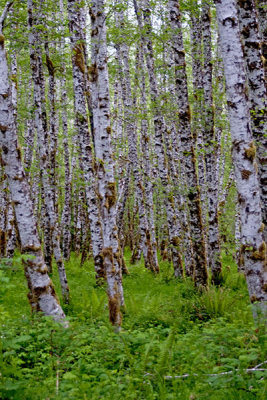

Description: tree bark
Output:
[168,0,208,286]
[0,13,66,322]
[134,0,183,277]
[237,0,267,243]
[28,0,69,303]
[215,0,267,319]
[202,1,222,282]
[67,0,105,283]
[90,0,124,327]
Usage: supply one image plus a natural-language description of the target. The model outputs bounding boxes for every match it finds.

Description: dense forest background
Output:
[0,0,266,398]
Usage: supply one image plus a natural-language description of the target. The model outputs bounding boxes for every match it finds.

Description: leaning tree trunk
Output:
[215,0,267,319]
[90,0,124,327]
[237,0,267,243]
[0,6,65,322]
[168,0,208,286]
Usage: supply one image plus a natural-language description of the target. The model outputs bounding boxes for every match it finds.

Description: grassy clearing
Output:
[0,250,266,399]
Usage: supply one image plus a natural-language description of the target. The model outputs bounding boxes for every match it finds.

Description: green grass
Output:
[0,250,266,399]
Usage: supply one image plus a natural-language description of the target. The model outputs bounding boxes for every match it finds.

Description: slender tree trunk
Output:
[190,10,207,232]
[215,0,267,319]
[28,0,69,303]
[115,7,157,273]
[255,0,267,79]
[90,0,124,327]
[67,0,105,283]
[202,1,222,282]
[168,0,208,286]
[44,41,58,212]
[237,0,267,242]
[136,46,159,272]
[134,0,183,277]
[0,166,7,258]
[59,0,72,261]
[0,9,66,322]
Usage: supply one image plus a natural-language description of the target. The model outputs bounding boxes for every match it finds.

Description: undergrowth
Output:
[0,250,266,399]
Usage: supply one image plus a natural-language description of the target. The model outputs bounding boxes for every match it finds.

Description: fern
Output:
[157,328,176,375]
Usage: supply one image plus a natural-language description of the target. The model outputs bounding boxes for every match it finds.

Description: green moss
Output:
[73,43,86,74]
[251,242,266,261]
[244,142,256,161]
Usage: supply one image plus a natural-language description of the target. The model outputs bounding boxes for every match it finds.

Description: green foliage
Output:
[0,252,266,399]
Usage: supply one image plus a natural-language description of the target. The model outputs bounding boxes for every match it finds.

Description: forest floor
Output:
[0,250,266,399]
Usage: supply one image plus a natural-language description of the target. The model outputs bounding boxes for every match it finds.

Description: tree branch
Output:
[144,361,267,380]
[0,1,14,33]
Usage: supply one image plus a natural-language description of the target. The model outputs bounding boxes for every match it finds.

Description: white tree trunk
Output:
[90,0,124,326]
[134,0,183,276]
[168,0,208,286]
[28,0,69,303]
[215,0,267,318]
[0,16,65,322]
[202,1,222,282]
[67,0,105,282]
[237,0,267,242]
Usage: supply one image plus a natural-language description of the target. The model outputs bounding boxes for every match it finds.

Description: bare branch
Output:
[0,1,14,33]
[144,361,267,380]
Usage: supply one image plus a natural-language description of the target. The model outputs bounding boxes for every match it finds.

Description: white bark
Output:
[90,0,124,326]
[201,1,222,282]
[115,7,158,272]
[168,0,208,286]
[255,0,267,80]
[59,0,71,261]
[28,0,69,303]
[237,0,267,242]
[136,45,159,272]
[215,0,267,318]
[0,14,65,322]
[67,0,105,282]
[134,0,183,276]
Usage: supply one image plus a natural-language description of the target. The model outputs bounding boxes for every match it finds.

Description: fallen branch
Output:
[144,360,267,380]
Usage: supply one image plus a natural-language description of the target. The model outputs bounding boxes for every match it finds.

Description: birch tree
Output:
[0,1,66,322]
[28,0,69,303]
[67,0,105,282]
[201,0,222,282]
[237,0,267,243]
[215,0,267,319]
[168,0,208,286]
[90,0,124,326]
[114,5,158,272]
[134,0,184,278]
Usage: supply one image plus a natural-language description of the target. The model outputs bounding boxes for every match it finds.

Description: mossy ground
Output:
[0,250,266,399]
